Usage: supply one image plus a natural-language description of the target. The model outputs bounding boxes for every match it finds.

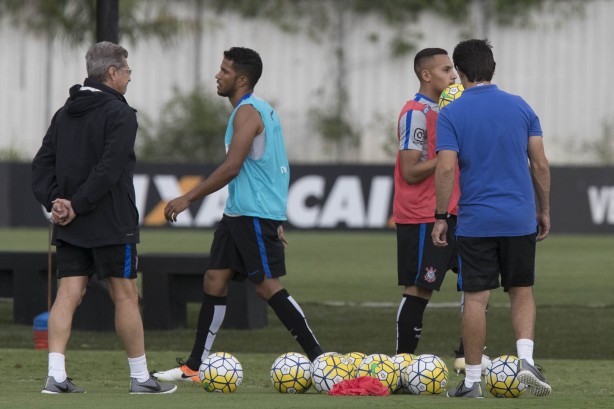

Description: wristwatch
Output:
[434,211,448,220]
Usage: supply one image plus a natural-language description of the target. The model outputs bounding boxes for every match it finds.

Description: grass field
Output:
[1,228,613,408]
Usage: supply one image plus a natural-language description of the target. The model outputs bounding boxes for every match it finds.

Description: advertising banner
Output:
[3,163,613,233]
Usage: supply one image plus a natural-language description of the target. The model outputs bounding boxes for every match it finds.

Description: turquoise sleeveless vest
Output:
[224,94,289,220]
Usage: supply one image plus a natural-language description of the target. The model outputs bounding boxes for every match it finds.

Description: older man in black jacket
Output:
[31,42,175,395]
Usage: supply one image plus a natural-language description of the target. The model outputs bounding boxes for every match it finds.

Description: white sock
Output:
[48,352,67,383]
[516,338,534,365]
[465,364,482,387]
[128,354,150,382]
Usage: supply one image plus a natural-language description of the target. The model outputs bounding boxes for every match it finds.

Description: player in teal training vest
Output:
[153,47,324,383]
[224,94,289,220]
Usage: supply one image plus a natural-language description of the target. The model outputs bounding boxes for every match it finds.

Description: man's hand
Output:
[536,211,550,241]
[51,198,76,226]
[164,196,191,223]
[431,219,448,247]
[277,225,288,249]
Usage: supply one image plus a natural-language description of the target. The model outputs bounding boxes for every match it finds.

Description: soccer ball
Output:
[403,353,448,395]
[355,353,399,393]
[485,355,527,398]
[199,352,243,393]
[344,352,367,377]
[439,83,464,109]
[310,353,354,393]
[270,352,312,394]
[391,353,417,394]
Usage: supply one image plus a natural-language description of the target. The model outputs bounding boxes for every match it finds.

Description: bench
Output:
[0,251,114,331]
[139,253,267,330]
[0,251,267,331]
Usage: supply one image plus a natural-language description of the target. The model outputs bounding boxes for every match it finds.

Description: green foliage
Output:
[0,147,27,162]
[0,0,189,45]
[308,104,360,156]
[585,119,614,165]
[138,87,229,164]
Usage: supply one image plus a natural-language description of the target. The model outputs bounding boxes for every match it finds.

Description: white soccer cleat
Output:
[153,364,199,383]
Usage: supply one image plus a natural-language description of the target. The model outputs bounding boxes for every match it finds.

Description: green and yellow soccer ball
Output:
[310,353,354,393]
[270,352,312,394]
[355,353,399,394]
[392,353,417,394]
[485,355,527,398]
[199,352,243,393]
[403,353,448,395]
[344,352,367,377]
[439,83,464,109]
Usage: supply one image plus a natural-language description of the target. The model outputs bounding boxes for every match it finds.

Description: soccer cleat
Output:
[453,354,491,375]
[517,359,552,397]
[152,358,199,383]
[41,376,86,394]
[129,376,177,394]
[447,380,484,398]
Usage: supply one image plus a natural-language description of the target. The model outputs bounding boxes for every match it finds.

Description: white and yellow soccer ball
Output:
[439,83,464,109]
[355,353,399,394]
[485,355,527,398]
[344,352,367,377]
[310,353,354,393]
[270,352,312,394]
[391,353,417,394]
[199,352,243,393]
[402,353,448,395]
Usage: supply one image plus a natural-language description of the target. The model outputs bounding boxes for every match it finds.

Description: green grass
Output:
[0,228,613,407]
[2,350,613,409]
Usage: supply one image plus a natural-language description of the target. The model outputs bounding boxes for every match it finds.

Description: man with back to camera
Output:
[153,47,324,383]
[31,41,176,394]
[433,38,552,398]
[393,48,488,372]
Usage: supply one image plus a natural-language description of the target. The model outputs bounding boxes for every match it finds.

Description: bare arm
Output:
[431,150,457,246]
[528,136,551,241]
[400,149,437,184]
[164,104,263,222]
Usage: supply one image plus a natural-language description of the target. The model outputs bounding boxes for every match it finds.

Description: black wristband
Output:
[434,211,448,220]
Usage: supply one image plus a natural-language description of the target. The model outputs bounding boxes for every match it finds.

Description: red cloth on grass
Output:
[328,376,389,396]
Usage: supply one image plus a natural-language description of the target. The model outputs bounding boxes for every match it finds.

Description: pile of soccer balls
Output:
[198,350,527,398]
[271,351,449,395]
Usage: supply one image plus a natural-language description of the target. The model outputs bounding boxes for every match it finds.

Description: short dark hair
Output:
[223,47,263,89]
[452,39,496,82]
[414,48,448,79]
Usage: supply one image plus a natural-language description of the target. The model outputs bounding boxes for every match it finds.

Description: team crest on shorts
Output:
[424,267,437,283]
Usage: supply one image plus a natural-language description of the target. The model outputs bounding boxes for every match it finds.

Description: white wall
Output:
[1,0,613,164]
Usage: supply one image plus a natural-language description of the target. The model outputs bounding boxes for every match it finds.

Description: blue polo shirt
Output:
[436,84,542,237]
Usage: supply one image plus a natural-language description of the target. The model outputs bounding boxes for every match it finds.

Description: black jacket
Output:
[31,78,140,248]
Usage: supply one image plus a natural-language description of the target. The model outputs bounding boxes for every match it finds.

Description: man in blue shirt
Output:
[433,39,551,398]
[154,47,323,383]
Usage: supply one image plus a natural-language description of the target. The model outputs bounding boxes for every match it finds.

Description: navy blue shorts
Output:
[396,216,458,291]
[56,242,138,279]
[208,215,286,283]
[456,234,536,292]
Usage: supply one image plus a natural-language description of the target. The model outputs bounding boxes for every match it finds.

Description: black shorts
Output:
[456,234,537,292]
[396,217,458,291]
[56,242,138,279]
[208,215,286,283]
